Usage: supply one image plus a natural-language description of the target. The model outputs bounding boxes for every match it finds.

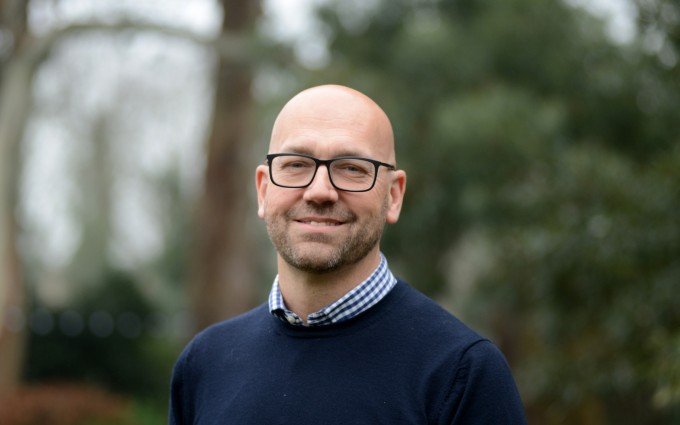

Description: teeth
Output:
[304,221,339,226]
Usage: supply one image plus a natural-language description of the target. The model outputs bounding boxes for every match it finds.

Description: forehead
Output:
[274,120,379,158]
[269,88,394,160]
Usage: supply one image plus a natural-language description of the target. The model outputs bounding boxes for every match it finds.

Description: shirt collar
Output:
[268,253,397,327]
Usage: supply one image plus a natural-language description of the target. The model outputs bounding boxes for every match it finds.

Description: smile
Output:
[296,219,343,227]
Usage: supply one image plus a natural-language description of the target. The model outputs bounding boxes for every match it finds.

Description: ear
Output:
[255,165,269,219]
[386,169,406,224]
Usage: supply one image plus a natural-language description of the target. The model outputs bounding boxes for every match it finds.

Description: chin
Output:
[282,248,345,274]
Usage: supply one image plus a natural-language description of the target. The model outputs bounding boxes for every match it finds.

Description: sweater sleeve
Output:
[438,340,527,425]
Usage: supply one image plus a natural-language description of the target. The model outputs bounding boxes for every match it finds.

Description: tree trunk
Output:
[0,206,23,395]
[0,0,29,395]
[190,0,261,332]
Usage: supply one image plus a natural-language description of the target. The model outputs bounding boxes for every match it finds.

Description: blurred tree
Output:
[65,112,115,288]
[309,0,680,423]
[190,0,262,332]
[0,0,30,394]
[636,0,680,59]
[1,0,265,395]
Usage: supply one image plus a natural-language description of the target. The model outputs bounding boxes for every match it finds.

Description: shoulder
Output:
[390,281,526,423]
[390,280,487,347]
[379,280,512,375]
[178,304,270,363]
[169,305,271,425]
[171,304,271,398]
[440,339,527,423]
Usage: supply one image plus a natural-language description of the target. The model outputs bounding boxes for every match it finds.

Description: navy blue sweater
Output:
[169,280,527,424]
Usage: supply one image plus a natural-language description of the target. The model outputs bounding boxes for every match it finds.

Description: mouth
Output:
[296,218,344,227]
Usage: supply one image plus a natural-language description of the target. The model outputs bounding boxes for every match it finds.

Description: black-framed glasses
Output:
[266,153,396,192]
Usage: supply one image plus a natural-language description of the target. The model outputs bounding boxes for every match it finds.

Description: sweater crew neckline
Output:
[270,280,407,338]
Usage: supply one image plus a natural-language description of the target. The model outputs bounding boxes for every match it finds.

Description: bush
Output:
[0,383,133,425]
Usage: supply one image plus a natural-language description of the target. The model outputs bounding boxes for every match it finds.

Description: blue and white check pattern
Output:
[268,254,397,326]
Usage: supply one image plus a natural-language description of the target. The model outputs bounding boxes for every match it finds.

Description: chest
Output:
[189,337,438,425]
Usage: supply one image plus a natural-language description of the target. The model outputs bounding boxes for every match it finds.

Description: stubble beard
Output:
[265,199,388,274]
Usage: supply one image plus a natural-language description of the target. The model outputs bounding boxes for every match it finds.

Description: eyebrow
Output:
[278,145,314,155]
[277,145,372,159]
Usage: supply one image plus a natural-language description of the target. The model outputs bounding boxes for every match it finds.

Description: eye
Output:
[288,161,308,169]
[333,160,372,176]
[279,158,313,170]
[342,164,362,173]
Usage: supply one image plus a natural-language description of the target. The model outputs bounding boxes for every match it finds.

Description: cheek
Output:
[262,190,298,217]
[349,192,388,218]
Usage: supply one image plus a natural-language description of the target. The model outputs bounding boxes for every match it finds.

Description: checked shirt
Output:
[268,253,397,326]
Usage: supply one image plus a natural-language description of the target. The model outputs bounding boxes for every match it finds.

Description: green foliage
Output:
[127,399,169,425]
[311,0,680,422]
[25,269,181,406]
[473,145,680,422]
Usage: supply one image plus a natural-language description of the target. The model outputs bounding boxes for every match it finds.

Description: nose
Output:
[303,165,339,204]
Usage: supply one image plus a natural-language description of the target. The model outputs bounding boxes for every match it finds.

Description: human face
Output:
[256,86,405,274]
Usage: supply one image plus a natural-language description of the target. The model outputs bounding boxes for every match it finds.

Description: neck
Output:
[276,250,382,324]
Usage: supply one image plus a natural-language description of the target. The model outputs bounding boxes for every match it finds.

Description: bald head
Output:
[269,85,396,164]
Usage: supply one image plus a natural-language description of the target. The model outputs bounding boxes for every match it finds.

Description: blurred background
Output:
[0,0,678,423]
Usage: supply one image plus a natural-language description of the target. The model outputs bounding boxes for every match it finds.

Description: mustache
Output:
[286,203,356,222]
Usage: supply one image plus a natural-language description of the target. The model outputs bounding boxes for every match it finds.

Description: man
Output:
[169,85,527,424]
